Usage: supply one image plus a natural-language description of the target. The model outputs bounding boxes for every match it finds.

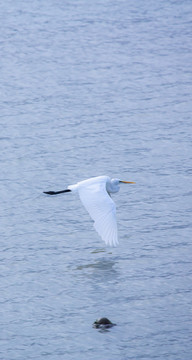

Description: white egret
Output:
[43,176,135,247]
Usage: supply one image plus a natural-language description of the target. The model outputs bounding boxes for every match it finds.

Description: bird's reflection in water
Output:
[74,247,119,282]
[75,259,119,285]
[76,259,116,271]
[91,248,106,254]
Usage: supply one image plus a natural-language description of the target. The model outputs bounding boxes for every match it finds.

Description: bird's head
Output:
[109,178,135,193]
[112,178,135,185]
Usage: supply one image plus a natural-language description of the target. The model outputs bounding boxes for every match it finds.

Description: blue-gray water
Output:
[1,1,192,359]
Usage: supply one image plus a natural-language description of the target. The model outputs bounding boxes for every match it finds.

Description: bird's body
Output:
[44,176,135,247]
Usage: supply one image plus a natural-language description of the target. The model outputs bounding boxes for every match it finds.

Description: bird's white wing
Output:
[78,181,118,246]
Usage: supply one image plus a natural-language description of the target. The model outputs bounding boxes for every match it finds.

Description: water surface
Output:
[1,0,192,359]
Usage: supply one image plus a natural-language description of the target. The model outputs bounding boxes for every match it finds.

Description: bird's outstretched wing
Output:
[78,181,118,246]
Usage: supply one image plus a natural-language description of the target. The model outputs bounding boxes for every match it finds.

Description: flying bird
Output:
[43,176,135,247]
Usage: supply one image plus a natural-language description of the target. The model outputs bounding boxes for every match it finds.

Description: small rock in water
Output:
[93,317,116,329]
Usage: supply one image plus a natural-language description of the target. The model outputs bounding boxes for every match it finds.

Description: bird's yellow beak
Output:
[120,181,136,184]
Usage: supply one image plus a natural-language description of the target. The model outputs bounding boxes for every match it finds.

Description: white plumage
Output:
[44,175,135,247]
[75,176,118,246]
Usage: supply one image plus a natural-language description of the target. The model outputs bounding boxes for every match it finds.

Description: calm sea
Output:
[1,0,192,359]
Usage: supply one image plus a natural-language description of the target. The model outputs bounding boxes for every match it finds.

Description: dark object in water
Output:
[93,317,116,329]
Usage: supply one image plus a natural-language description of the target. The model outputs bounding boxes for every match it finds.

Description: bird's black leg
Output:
[43,189,71,195]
